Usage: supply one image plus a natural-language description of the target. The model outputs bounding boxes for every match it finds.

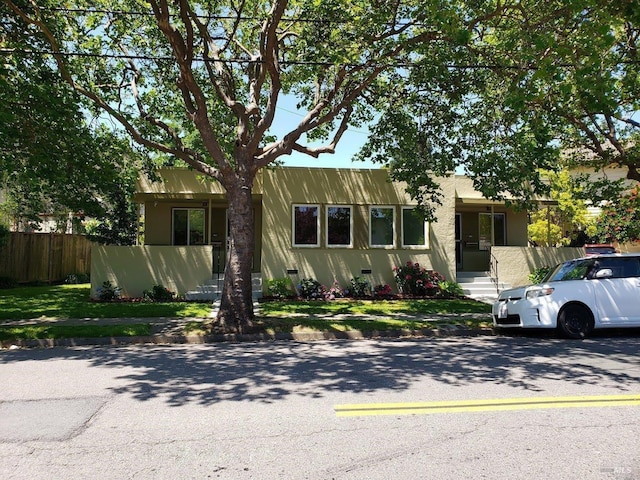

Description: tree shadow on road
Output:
[2,334,639,407]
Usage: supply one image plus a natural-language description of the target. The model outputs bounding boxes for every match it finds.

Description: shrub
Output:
[143,284,175,302]
[0,276,17,289]
[266,278,294,299]
[298,278,324,299]
[64,273,90,284]
[97,280,121,301]
[349,276,370,298]
[439,280,465,298]
[393,261,444,296]
[528,266,551,284]
[373,284,393,298]
[324,279,345,300]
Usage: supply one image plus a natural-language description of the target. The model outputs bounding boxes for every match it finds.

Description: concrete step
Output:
[456,272,509,303]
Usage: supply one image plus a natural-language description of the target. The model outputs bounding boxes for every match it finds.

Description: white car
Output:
[492,254,640,338]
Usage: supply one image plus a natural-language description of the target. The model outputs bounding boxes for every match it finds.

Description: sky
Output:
[269,97,380,170]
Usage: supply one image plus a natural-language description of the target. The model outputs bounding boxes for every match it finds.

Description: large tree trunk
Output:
[216,182,256,333]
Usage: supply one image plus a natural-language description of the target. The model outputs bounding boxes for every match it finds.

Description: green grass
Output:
[0,324,151,341]
[256,316,490,334]
[0,285,492,341]
[0,284,212,320]
[259,298,492,316]
[255,298,493,334]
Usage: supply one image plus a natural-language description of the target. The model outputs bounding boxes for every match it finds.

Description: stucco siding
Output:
[91,245,213,298]
[260,167,456,291]
[492,246,585,287]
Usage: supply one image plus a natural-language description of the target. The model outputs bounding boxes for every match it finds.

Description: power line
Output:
[42,6,330,24]
[3,47,639,70]
[0,47,571,70]
[38,6,425,28]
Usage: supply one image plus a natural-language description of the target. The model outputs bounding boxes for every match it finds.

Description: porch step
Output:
[456,271,510,304]
[184,273,262,301]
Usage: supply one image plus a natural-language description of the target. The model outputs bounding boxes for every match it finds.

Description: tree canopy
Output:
[360,0,640,216]
[1,8,143,242]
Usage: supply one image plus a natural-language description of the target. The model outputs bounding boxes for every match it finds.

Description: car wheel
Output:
[557,304,594,339]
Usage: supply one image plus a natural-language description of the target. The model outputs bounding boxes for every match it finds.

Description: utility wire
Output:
[0,47,601,70]
[39,6,421,27]
[3,47,639,70]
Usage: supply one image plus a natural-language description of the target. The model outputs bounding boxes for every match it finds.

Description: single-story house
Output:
[91,167,583,299]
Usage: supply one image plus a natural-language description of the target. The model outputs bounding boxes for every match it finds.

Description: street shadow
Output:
[1,334,639,407]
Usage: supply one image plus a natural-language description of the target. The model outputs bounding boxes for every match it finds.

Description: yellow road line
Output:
[334,394,640,417]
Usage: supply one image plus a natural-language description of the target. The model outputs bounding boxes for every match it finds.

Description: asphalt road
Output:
[1,334,639,480]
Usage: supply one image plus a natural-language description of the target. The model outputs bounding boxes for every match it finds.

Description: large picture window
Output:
[326,205,352,247]
[370,206,395,247]
[173,208,205,245]
[293,204,320,247]
[401,207,428,248]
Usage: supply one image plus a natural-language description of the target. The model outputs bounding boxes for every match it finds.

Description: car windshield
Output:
[545,259,595,282]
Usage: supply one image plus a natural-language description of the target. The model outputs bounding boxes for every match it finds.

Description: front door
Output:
[455,213,462,269]
[210,208,228,274]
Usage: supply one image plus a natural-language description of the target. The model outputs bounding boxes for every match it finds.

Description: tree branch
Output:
[4,0,220,179]
[150,0,232,172]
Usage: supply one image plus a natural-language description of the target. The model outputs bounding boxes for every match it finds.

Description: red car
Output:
[584,244,617,256]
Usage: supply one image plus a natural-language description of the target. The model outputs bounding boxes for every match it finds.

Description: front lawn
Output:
[0,284,212,320]
[259,298,491,316]
[0,324,152,341]
[0,284,493,341]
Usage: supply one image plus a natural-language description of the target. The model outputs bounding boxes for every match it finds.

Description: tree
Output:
[527,169,597,247]
[1,7,143,240]
[3,0,521,332]
[594,186,640,244]
[360,1,640,215]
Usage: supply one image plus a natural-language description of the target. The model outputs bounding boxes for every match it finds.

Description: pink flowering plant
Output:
[373,284,393,298]
[393,261,444,296]
[324,279,345,300]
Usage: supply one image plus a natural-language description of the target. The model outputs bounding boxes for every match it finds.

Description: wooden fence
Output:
[0,233,94,283]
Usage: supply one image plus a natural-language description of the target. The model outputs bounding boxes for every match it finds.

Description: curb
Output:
[1,326,497,350]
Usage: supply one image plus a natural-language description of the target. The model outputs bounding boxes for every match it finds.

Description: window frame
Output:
[325,204,353,248]
[292,204,321,248]
[172,207,206,246]
[369,206,396,248]
[401,206,429,249]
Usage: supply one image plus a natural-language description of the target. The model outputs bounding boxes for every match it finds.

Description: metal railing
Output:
[489,250,500,295]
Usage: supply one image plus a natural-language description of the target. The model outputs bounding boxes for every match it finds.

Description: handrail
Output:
[489,250,500,295]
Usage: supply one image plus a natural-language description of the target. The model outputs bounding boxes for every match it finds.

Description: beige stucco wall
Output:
[491,246,585,287]
[135,168,263,197]
[260,167,457,291]
[91,245,213,299]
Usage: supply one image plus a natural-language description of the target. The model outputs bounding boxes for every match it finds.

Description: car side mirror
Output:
[594,268,613,279]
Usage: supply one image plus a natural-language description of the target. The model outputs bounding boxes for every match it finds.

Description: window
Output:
[592,257,640,278]
[401,207,428,248]
[173,208,205,245]
[293,204,320,247]
[326,205,352,247]
[479,213,506,250]
[370,206,395,247]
